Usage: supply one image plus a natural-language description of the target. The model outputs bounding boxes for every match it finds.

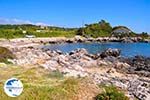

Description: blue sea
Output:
[42,42,150,57]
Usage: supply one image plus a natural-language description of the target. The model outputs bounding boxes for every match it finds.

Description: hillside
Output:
[0,20,149,39]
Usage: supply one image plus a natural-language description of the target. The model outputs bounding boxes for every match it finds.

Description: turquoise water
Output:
[43,42,150,57]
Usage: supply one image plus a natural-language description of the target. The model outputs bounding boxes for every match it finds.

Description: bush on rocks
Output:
[95,85,129,100]
[0,46,15,63]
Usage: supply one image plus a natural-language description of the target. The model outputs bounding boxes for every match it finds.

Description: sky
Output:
[0,0,149,33]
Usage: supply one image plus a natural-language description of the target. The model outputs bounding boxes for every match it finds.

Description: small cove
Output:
[42,42,150,57]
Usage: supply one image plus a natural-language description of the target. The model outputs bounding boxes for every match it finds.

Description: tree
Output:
[141,32,149,38]
[76,28,84,36]
[77,20,112,38]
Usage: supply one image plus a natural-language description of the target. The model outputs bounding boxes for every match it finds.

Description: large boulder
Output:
[100,48,121,58]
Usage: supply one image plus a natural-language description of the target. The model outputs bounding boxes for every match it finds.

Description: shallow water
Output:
[42,42,150,57]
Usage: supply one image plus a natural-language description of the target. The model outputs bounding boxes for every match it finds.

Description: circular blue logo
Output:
[4,78,23,97]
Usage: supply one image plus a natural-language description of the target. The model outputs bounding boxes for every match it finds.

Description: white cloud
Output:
[0,18,48,26]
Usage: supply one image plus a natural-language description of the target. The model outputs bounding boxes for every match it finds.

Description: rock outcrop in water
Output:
[99,48,121,58]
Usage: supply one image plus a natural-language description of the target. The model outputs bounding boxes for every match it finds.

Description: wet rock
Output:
[55,50,63,55]
[144,39,150,43]
[66,39,74,43]
[124,56,150,77]
[69,48,88,55]
[77,39,84,43]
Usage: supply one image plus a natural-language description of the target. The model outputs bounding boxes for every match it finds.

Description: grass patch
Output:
[46,70,64,79]
[32,30,76,38]
[0,66,80,100]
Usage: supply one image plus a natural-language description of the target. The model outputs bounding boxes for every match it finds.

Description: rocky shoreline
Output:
[0,36,150,49]
[0,38,150,100]
[5,46,149,100]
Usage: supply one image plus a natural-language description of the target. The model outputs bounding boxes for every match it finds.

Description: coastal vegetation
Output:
[0,24,77,38]
[0,65,129,100]
[0,20,149,39]
[95,85,129,100]
[0,44,149,99]
[77,20,112,38]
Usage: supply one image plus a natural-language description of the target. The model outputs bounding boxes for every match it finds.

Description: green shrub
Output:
[0,46,15,63]
[95,85,129,100]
